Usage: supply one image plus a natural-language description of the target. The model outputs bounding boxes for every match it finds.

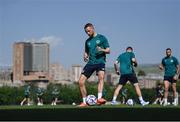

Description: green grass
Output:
[0,104,180,120]
[1,104,180,109]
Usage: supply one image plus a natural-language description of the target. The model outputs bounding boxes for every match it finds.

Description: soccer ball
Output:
[126,99,134,106]
[86,95,97,105]
[72,102,76,106]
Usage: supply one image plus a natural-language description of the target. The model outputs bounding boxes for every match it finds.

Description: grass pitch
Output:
[0,104,180,121]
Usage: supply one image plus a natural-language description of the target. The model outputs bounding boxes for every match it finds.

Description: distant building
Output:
[0,66,12,81]
[106,73,119,85]
[138,73,163,88]
[138,79,157,89]
[49,63,70,82]
[13,42,50,82]
[31,43,49,72]
[71,65,82,82]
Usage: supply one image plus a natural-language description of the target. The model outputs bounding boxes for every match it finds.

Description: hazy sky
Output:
[0,0,180,68]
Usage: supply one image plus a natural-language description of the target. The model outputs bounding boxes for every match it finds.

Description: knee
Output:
[79,80,85,87]
[172,87,177,92]
[165,87,169,92]
[98,76,104,82]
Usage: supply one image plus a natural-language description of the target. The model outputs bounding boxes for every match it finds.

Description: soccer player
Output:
[51,87,60,106]
[153,83,164,105]
[36,87,44,106]
[121,88,128,104]
[20,85,31,106]
[111,47,149,106]
[159,48,179,106]
[78,23,110,107]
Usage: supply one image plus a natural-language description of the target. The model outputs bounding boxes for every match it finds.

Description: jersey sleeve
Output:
[161,58,165,66]
[131,52,135,58]
[85,40,89,54]
[116,55,120,63]
[173,57,179,65]
[101,35,110,48]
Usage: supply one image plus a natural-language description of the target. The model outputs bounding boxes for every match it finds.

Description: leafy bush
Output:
[0,80,164,105]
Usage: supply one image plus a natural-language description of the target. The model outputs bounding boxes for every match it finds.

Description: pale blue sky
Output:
[0,0,180,68]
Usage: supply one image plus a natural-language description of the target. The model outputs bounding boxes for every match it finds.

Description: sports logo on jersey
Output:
[171,59,173,63]
[96,40,100,45]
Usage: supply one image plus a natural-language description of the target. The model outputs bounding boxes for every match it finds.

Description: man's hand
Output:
[116,70,120,75]
[96,46,103,52]
[84,53,89,62]
[96,46,110,54]
[132,58,137,67]
[173,74,179,80]
[114,61,120,75]
[159,64,164,70]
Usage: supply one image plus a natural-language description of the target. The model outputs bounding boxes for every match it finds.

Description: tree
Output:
[138,69,146,76]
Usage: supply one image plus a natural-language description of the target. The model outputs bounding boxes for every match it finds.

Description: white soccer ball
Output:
[86,95,97,105]
[126,99,134,106]
[72,102,76,106]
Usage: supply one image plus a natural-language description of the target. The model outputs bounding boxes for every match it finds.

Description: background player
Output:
[111,46,149,106]
[159,48,179,106]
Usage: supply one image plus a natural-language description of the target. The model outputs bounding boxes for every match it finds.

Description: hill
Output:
[107,64,163,75]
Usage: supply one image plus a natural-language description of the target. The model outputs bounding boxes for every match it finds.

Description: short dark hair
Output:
[126,46,133,51]
[84,23,94,30]
[166,48,171,51]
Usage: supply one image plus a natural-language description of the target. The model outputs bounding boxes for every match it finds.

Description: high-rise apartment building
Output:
[13,42,49,82]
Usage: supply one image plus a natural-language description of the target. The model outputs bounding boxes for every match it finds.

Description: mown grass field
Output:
[0,104,180,121]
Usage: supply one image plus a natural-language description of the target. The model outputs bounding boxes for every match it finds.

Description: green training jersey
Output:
[24,86,30,96]
[117,52,135,75]
[162,56,179,77]
[85,34,110,64]
[36,88,44,96]
[52,88,59,95]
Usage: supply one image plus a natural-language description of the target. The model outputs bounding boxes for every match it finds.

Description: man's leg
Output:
[37,97,41,105]
[97,71,105,99]
[40,97,43,105]
[111,84,123,104]
[55,97,58,105]
[78,74,88,105]
[134,83,142,97]
[153,98,159,104]
[172,82,178,106]
[134,83,149,106]
[27,98,30,106]
[163,80,170,106]
[96,71,107,105]
[20,98,26,106]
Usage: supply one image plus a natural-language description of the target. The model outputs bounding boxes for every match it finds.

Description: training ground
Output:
[0,104,180,121]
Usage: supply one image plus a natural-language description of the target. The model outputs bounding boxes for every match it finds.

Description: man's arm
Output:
[159,64,164,70]
[84,52,89,62]
[176,64,180,75]
[96,47,110,54]
[84,41,89,62]
[132,58,138,67]
[114,60,120,75]
[174,64,180,80]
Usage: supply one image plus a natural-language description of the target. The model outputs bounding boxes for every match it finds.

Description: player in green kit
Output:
[111,47,149,106]
[78,23,110,107]
[36,87,44,106]
[51,87,60,106]
[20,85,31,106]
[121,88,128,104]
[159,48,179,106]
